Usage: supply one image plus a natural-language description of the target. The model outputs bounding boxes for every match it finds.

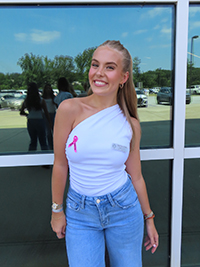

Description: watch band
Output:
[52,202,63,210]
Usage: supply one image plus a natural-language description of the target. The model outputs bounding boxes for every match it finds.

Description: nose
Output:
[96,66,104,76]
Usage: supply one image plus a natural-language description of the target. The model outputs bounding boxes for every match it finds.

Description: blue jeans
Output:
[65,176,144,267]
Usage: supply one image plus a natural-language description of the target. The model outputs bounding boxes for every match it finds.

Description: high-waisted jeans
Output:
[65,176,144,267]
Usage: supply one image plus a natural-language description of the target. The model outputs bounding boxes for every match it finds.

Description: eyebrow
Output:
[92,58,118,67]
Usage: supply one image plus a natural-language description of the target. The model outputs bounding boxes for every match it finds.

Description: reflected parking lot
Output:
[0,95,199,152]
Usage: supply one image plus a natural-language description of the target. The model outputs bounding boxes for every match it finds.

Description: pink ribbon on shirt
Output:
[68,136,78,152]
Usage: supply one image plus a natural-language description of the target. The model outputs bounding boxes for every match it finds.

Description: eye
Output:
[106,65,115,70]
[91,62,98,68]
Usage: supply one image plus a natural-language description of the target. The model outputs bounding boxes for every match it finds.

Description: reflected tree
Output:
[17,53,45,88]
[74,47,96,84]
[133,56,141,85]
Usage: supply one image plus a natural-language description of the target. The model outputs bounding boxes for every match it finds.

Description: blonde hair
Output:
[91,40,139,149]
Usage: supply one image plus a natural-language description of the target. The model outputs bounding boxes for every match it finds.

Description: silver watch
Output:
[52,202,63,210]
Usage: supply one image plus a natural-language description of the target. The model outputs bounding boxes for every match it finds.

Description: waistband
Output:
[67,174,133,208]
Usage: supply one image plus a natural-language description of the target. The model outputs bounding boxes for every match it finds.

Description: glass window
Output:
[0,166,67,266]
[185,5,200,147]
[0,162,171,266]
[0,4,174,154]
[182,159,200,266]
[141,160,171,266]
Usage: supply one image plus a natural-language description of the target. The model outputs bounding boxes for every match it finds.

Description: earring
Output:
[119,83,124,89]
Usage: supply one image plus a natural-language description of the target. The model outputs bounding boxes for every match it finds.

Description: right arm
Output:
[51,99,76,239]
[19,100,28,117]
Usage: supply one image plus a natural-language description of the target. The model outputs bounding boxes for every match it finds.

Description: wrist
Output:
[52,202,63,213]
[51,211,65,220]
[144,211,155,221]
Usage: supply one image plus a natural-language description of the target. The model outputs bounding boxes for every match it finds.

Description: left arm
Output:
[125,117,159,254]
[41,99,52,129]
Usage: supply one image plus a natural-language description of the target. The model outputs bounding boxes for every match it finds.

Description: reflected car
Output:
[149,87,161,94]
[135,89,148,107]
[7,95,26,110]
[0,95,16,108]
[157,87,191,105]
[190,85,200,95]
[74,89,81,95]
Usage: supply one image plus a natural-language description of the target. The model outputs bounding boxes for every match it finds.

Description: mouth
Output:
[94,80,108,87]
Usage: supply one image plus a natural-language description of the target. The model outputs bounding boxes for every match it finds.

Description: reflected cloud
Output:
[190,21,200,30]
[133,29,147,35]
[30,30,61,43]
[122,32,128,38]
[189,6,200,17]
[14,33,27,41]
[143,7,166,19]
[14,30,61,44]
[161,27,171,35]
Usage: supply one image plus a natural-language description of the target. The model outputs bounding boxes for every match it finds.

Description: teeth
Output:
[95,81,106,85]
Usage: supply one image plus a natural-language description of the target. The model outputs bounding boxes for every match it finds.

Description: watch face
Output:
[52,203,57,209]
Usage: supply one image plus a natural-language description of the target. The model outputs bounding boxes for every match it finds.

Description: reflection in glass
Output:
[182,159,200,265]
[0,162,171,266]
[0,166,68,266]
[0,4,174,153]
[141,160,171,266]
[185,5,200,147]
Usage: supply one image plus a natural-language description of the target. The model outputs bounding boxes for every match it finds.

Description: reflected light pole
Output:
[190,35,199,92]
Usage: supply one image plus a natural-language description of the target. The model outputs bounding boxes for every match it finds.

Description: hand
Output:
[50,211,66,239]
[144,219,159,254]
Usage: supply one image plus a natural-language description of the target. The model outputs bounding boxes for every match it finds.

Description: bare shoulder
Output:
[56,97,92,129]
[58,97,81,114]
[130,117,141,134]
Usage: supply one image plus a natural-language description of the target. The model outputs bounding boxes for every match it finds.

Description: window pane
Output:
[0,166,68,266]
[185,5,200,147]
[0,4,174,154]
[142,160,171,266]
[182,159,200,266]
[0,162,171,266]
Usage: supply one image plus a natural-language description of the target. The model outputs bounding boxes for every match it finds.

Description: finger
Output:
[145,243,153,251]
[56,232,65,239]
[144,238,151,246]
[151,236,159,253]
[62,224,66,236]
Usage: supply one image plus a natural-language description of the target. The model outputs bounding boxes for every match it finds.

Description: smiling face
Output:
[88,46,129,98]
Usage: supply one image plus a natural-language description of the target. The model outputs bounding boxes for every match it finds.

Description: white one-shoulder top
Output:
[65,104,132,196]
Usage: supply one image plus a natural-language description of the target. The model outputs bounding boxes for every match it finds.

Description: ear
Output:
[121,71,129,84]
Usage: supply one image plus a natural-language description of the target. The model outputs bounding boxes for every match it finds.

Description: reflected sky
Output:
[0,4,174,73]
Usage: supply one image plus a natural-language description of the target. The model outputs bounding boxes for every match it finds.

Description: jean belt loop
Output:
[107,193,115,207]
[81,195,85,209]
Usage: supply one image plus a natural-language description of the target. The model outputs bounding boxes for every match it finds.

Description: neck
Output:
[88,94,117,110]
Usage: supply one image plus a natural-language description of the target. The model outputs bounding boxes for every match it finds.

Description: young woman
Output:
[51,40,159,267]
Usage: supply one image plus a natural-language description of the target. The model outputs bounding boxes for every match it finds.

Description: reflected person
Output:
[42,83,57,150]
[20,82,51,151]
[54,77,73,107]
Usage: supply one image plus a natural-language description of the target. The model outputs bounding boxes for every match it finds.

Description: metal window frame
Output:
[0,1,200,266]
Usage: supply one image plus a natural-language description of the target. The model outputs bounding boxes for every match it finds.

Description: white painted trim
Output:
[0,154,54,167]
[170,1,189,267]
[0,0,178,4]
[140,148,174,161]
[0,148,175,167]
[184,147,200,158]
[1,147,198,167]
